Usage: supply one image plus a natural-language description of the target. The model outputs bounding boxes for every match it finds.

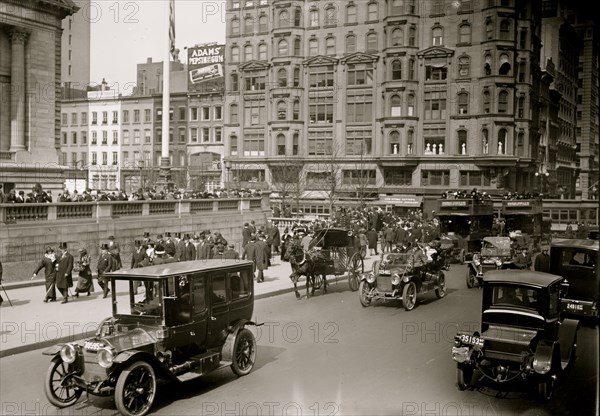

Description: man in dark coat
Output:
[534,246,551,273]
[267,221,281,255]
[131,239,148,292]
[366,228,379,256]
[33,246,58,302]
[514,247,532,270]
[107,235,122,270]
[164,232,176,257]
[250,235,269,283]
[242,223,252,258]
[223,244,240,260]
[55,242,74,303]
[176,234,197,261]
[97,243,114,298]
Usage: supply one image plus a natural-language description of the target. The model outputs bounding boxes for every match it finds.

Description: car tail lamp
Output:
[60,344,77,364]
[391,273,401,285]
[97,347,115,368]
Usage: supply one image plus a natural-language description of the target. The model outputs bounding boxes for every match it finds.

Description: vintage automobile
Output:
[358,248,447,311]
[550,239,599,320]
[451,270,579,400]
[42,260,259,416]
[465,237,513,288]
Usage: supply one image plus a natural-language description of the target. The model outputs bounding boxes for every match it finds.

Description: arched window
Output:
[458,91,469,115]
[483,89,491,113]
[231,46,240,63]
[325,5,337,25]
[293,100,300,120]
[277,68,287,87]
[407,93,415,116]
[457,130,467,155]
[484,54,492,75]
[309,38,318,56]
[500,19,510,40]
[499,53,511,75]
[231,18,240,35]
[230,135,238,156]
[459,24,471,44]
[230,104,239,123]
[346,34,356,53]
[498,90,509,113]
[389,131,400,155]
[432,26,443,45]
[366,32,378,52]
[458,55,470,77]
[293,66,301,87]
[294,7,302,26]
[390,95,402,117]
[244,16,253,34]
[408,26,416,46]
[367,2,378,20]
[486,19,494,40]
[278,9,289,27]
[277,101,287,120]
[278,39,288,57]
[309,7,319,27]
[294,38,301,55]
[231,73,239,91]
[346,4,357,23]
[326,37,336,55]
[392,59,402,80]
[244,44,253,61]
[482,129,489,154]
[277,133,286,156]
[258,43,267,60]
[407,129,414,154]
[498,128,507,155]
[259,14,268,32]
[391,28,403,46]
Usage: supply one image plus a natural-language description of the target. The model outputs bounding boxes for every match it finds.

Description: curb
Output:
[0,274,353,358]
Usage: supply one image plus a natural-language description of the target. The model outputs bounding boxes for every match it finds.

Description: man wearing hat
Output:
[108,235,122,270]
[242,223,252,258]
[74,248,94,297]
[97,243,115,298]
[131,239,149,269]
[164,232,176,257]
[223,244,240,260]
[33,246,58,302]
[153,244,176,265]
[514,247,532,270]
[534,245,551,273]
[175,234,196,262]
[55,242,74,303]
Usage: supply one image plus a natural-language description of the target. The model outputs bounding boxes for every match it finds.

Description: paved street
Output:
[1,261,597,415]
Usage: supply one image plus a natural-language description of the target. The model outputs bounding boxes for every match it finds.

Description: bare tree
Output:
[270,156,303,213]
[351,141,376,209]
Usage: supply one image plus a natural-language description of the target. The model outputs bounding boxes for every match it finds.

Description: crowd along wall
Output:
[0,197,269,282]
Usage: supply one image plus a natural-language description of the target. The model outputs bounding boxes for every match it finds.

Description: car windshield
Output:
[114,279,164,318]
[492,285,539,310]
[481,238,511,256]
[382,253,413,266]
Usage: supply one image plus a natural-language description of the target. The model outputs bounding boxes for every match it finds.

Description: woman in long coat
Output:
[74,248,94,296]
[33,246,57,302]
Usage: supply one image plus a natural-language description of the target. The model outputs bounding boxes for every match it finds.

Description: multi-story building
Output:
[223,0,545,210]
[136,57,185,95]
[88,81,122,190]
[0,0,78,193]
[60,98,90,191]
[61,0,91,98]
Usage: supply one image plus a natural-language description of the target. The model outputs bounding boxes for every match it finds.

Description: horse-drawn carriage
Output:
[286,228,365,299]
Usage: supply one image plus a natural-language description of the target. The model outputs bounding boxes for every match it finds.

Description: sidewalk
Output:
[0,255,375,358]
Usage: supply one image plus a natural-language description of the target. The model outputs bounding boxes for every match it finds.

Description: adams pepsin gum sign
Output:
[187,44,225,89]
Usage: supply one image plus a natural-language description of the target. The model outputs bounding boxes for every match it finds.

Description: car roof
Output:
[106,260,255,280]
[483,270,563,288]
[550,239,599,251]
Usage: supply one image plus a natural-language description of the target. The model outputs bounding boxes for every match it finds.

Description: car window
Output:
[192,277,206,313]
[492,285,537,309]
[561,250,595,269]
[548,285,559,315]
[211,275,227,305]
[230,271,251,300]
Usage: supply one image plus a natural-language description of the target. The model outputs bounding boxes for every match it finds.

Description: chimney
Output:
[147,57,152,63]
[101,78,108,91]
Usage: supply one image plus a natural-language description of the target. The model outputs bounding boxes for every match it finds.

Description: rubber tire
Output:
[231,328,257,377]
[459,249,465,265]
[456,364,474,390]
[348,253,363,292]
[402,281,417,311]
[359,280,371,307]
[435,272,446,299]
[115,361,157,416]
[44,356,83,408]
[466,267,476,289]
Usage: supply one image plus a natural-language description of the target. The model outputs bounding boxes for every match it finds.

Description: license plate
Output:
[567,303,583,311]
[84,341,105,351]
[459,334,484,348]
[379,270,391,275]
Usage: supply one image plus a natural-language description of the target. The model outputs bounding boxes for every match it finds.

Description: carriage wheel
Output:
[347,253,363,292]
[313,274,323,290]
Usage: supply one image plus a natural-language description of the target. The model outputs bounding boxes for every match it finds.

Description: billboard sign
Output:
[187,44,224,91]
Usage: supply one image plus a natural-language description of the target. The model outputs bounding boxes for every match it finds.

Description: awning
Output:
[378,195,423,207]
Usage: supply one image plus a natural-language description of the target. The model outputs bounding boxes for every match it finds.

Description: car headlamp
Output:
[97,347,115,368]
[495,259,503,267]
[60,343,77,364]
[391,273,401,285]
[366,273,376,284]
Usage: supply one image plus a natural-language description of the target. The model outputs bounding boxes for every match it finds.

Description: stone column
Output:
[9,28,29,152]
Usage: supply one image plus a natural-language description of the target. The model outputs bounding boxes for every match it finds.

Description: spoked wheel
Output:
[231,328,257,376]
[456,364,474,390]
[435,272,446,299]
[466,267,476,289]
[402,281,417,311]
[348,253,364,292]
[115,361,157,416]
[359,280,371,307]
[313,274,323,290]
[459,249,465,265]
[536,377,554,401]
[44,356,83,408]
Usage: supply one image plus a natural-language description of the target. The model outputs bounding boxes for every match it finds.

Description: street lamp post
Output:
[535,170,550,195]
[224,160,231,192]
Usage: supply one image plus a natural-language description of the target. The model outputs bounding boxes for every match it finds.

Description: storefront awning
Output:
[377,195,423,207]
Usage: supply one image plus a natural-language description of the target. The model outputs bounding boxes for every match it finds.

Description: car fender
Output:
[113,350,175,380]
[533,340,556,374]
[465,261,481,275]
[42,344,64,356]
[558,318,579,364]
[221,319,258,363]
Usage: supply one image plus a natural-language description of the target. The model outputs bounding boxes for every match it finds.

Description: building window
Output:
[408,58,415,80]
[102,111,108,124]
[310,96,334,123]
[458,55,470,77]
[144,109,151,122]
[425,63,447,80]
[144,129,151,143]
[102,152,108,165]
[259,14,268,32]
[277,133,286,155]
[277,101,287,120]
[391,28,403,46]
[215,127,222,143]
[190,127,198,142]
[294,67,301,87]
[243,133,265,156]
[390,94,402,117]
[92,131,97,145]
[309,65,334,88]
[133,130,140,144]
[245,73,266,91]
[292,133,299,155]
[517,96,525,118]
[498,90,509,113]
[71,132,77,145]
[424,127,445,154]
[519,28,528,49]
[500,19,510,40]
[230,135,238,156]
[112,111,118,124]
[498,128,507,155]
[293,100,300,120]
[202,107,210,120]
[457,130,468,155]
[278,39,288,57]
[202,128,210,142]
[460,170,490,187]
[486,19,493,40]
[62,132,67,144]
[482,89,491,113]
[62,113,68,126]
[366,32,377,52]
[407,129,414,154]
[134,109,141,122]
[346,4,357,24]
[346,34,356,53]
[92,152,97,165]
[346,94,373,123]
[322,37,335,56]
[244,98,266,125]
[499,53,511,75]
[367,2,378,21]
[278,9,289,28]
[309,38,318,56]
[122,151,128,164]
[516,132,524,156]
[421,170,450,186]
[385,168,412,186]
[347,63,373,86]
[293,38,301,55]
[230,104,239,123]
[244,16,253,34]
[432,26,443,46]
[81,112,87,125]
[155,128,161,143]
[258,43,267,60]
[231,17,239,35]
[518,60,526,82]
[424,91,446,120]
[112,131,118,144]
[102,131,108,145]
[190,107,198,121]
[346,129,372,155]
[71,112,77,125]
[407,93,415,116]
[308,130,333,155]
[458,23,471,44]
[169,128,174,143]
[214,106,222,120]
[309,7,319,27]
[81,131,87,144]
[92,112,97,125]
[231,46,239,62]
[484,54,492,75]
[389,131,400,154]
[457,91,469,115]
[294,7,302,26]
[342,170,376,186]
[244,44,253,61]
[408,25,416,46]
[112,152,118,165]
[325,5,337,25]
[231,73,239,91]
[391,59,402,80]
[178,128,186,143]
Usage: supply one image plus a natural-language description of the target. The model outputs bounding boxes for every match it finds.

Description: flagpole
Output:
[159,0,172,191]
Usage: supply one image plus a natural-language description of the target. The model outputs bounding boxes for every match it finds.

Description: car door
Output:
[190,274,208,348]
[206,273,229,348]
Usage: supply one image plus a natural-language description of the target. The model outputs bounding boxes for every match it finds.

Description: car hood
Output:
[84,326,160,353]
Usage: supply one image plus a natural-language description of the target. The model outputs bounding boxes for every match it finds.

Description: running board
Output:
[174,351,228,382]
